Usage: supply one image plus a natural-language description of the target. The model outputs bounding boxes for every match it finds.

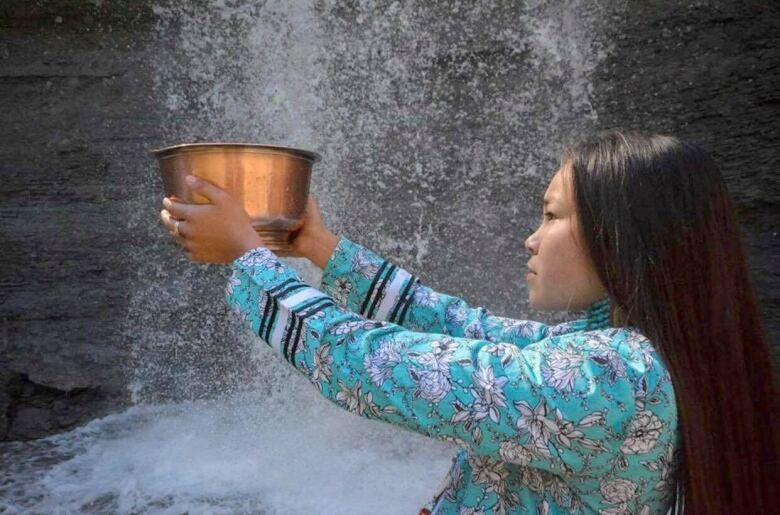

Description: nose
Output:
[525,230,538,255]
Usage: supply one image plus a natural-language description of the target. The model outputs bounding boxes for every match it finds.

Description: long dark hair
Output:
[564,130,779,514]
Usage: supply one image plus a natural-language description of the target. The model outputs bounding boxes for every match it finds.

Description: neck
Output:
[585,294,612,330]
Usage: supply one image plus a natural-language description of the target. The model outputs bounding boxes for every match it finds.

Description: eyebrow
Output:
[543,197,556,207]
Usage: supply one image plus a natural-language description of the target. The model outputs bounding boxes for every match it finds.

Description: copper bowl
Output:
[151,143,321,257]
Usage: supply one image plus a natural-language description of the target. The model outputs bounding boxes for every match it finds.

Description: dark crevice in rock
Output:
[0,371,125,441]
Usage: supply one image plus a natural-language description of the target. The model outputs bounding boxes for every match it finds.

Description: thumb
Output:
[186,175,229,204]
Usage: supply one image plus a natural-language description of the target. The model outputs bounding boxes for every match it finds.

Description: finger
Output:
[185,175,230,205]
[160,209,189,240]
[160,209,175,231]
[160,209,178,233]
[162,197,192,220]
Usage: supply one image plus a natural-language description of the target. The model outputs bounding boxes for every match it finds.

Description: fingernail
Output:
[163,198,171,207]
[186,175,199,186]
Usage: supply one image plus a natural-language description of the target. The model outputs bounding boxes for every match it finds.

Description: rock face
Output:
[1,0,778,440]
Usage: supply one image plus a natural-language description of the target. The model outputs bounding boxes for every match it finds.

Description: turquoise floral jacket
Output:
[225,236,680,514]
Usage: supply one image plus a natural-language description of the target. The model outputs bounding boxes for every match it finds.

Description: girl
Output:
[159,130,779,514]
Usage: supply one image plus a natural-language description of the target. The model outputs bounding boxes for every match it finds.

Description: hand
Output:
[288,196,340,269]
[159,175,266,264]
[288,196,327,256]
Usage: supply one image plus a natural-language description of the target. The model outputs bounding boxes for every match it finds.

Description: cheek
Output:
[539,227,585,281]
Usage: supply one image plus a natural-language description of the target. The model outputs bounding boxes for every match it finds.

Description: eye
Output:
[544,212,555,221]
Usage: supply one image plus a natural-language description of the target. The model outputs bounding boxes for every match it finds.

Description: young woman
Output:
[159,130,779,514]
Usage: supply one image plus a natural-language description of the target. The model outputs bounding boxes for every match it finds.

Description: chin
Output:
[529,295,559,312]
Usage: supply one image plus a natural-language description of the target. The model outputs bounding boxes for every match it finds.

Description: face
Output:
[524,163,606,311]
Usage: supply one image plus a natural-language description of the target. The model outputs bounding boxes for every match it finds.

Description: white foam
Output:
[1,387,454,514]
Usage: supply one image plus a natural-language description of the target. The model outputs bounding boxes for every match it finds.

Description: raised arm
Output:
[225,245,677,491]
[319,235,550,347]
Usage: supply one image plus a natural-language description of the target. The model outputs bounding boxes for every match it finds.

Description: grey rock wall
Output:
[1,1,161,439]
[1,0,777,441]
[588,1,780,369]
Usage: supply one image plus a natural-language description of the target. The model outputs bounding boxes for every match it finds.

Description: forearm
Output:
[298,229,339,270]
[318,235,550,345]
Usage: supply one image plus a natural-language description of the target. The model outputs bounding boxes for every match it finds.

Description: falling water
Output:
[1,1,614,512]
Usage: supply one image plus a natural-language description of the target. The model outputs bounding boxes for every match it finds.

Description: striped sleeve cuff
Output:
[360,260,420,324]
[256,278,336,363]
[229,245,336,364]
[320,236,420,324]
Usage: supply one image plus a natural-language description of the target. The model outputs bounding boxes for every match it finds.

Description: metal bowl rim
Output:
[150,142,321,163]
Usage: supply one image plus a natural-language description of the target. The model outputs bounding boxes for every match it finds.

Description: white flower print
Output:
[415,338,460,366]
[498,440,536,466]
[515,398,559,451]
[459,508,486,515]
[585,332,628,384]
[491,485,521,515]
[599,478,638,504]
[519,466,545,494]
[599,508,630,515]
[328,319,387,346]
[450,396,490,445]
[620,410,663,455]
[500,318,541,340]
[364,340,401,387]
[590,349,627,384]
[641,442,677,494]
[413,285,439,307]
[464,320,485,339]
[626,331,654,369]
[551,409,607,452]
[484,343,519,367]
[469,455,509,486]
[350,249,380,278]
[237,247,279,270]
[336,380,362,413]
[541,345,584,392]
[226,271,242,297]
[311,343,333,384]
[471,365,509,424]
[445,464,465,503]
[407,338,459,401]
[335,380,396,418]
[547,477,574,509]
[332,277,352,304]
[330,319,386,335]
[410,368,452,402]
[548,320,581,336]
[445,302,467,327]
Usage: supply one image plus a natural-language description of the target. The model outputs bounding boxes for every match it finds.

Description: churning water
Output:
[1,387,454,514]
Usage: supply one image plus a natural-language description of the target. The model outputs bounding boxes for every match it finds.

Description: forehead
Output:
[544,167,571,205]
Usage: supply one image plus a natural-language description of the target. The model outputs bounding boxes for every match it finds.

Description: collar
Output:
[584,294,612,330]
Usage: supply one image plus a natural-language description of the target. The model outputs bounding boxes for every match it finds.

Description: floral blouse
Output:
[225,236,680,514]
